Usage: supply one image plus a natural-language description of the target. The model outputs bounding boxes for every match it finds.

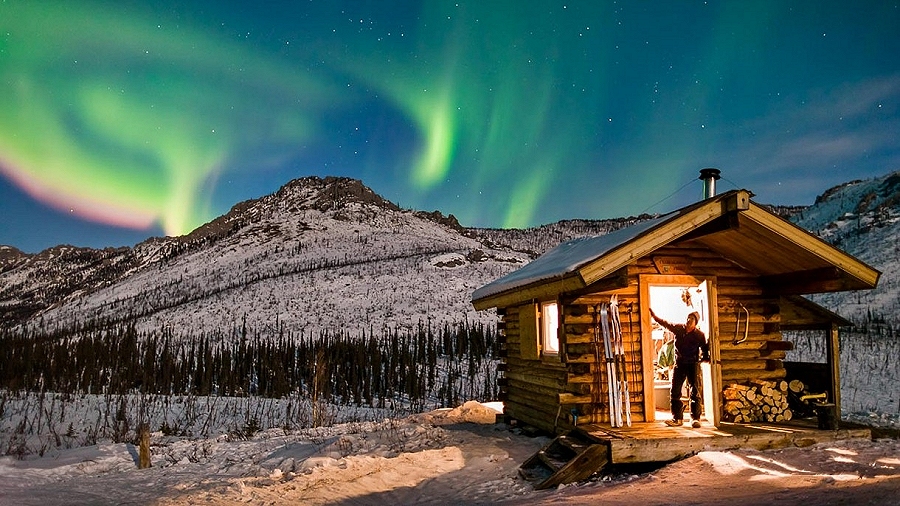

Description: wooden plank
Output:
[505,393,559,419]
[564,352,595,364]
[564,343,597,357]
[566,325,641,345]
[518,302,539,360]
[558,392,594,405]
[504,399,558,433]
[507,375,567,396]
[472,275,586,310]
[506,356,568,375]
[719,341,766,351]
[534,443,610,490]
[608,435,717,464]
[828,325,841,415]
[505,382,561,406]
[628,257,749,276]
[720,359,781,371]
[706,279,722,427]
[721,368,786,382]
[563,324,592,339]
[568,372,599,384]
[584,420,871,465]
[718,311,781,324]
[568,287,638,305]
[566,341,641,359]
[563,314,594,325]
[720,350,787,361]
[639,280,655,421]
[715,285,781,297]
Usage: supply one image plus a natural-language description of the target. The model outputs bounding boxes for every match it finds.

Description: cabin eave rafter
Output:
[577,191,751,286]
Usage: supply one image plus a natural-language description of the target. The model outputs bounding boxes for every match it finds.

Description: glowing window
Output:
[541,301,559,355]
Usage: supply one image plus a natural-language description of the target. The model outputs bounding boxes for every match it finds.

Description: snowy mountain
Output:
[0,177,530,337]
[2,172,899,341]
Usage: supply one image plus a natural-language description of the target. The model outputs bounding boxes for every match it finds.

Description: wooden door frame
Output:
[639,274,721,426]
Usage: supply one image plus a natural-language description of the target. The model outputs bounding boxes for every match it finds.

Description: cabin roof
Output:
[472,190,881,310]
[780,295,854,329]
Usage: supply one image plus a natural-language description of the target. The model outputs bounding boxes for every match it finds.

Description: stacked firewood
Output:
[784,379,827,418]
[723,379,793,423]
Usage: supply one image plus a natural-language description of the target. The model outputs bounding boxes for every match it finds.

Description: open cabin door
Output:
[642,275,720,426]
[695,281,716,424]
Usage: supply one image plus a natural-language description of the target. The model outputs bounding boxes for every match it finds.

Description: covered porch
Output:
[520,417,871,489]
[583,417,870,465]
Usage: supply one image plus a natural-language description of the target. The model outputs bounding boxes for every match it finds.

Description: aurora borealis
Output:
[2,1,899,252]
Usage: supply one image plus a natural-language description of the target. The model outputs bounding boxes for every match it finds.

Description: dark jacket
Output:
[654,317,709,365]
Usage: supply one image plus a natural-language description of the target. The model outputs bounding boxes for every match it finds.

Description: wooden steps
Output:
[518,430,610,490]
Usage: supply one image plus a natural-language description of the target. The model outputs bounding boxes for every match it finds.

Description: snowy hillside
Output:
[469,216,654,258]
[1,177,528,338]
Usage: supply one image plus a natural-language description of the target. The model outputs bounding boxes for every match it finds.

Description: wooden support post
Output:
[827,324,841,415]
[139,424,151,469]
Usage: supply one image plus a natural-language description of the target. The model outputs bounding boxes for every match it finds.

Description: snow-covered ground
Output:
[1,401,898,505]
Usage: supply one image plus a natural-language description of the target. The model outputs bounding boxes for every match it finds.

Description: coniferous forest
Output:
[0,320,499,415]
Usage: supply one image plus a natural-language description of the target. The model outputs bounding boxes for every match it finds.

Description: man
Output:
[649,309,710,428]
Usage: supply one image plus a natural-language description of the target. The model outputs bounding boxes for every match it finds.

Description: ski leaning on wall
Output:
[599,303,618,427]
[599,300,627,427]
[597,297,632,428]
[609,295,631,427]
[592,305,606,409]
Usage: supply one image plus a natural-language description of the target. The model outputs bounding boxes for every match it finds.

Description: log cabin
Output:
[472,170,881,441]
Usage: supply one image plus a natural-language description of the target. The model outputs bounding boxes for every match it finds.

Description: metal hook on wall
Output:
[733,303,749,345]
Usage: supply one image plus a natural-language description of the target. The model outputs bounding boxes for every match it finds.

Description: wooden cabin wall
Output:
[561,291,644,427]
[497,242,794,432]
[555,244,792,428]
[498,304,571,434]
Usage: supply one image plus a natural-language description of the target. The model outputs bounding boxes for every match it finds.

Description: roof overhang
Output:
[472,273,588,311]
[689,204,881,294]
[779,295,854,330]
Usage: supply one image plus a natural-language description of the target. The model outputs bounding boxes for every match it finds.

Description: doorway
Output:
[643,276,717,425]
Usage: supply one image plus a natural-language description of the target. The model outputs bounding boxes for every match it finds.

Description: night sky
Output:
[2,1,899,253]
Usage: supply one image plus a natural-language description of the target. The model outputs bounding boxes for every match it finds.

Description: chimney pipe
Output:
[699,168,721,199]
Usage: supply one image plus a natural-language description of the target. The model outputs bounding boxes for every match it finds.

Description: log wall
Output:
[631,244,790,379]
[498,241,796,434]
[498,305,570,434]
[562,291,644,427]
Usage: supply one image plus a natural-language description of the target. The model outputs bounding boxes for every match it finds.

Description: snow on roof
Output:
[472,212,672,302]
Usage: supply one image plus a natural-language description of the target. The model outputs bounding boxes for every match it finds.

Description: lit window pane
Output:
[542,302,559,354]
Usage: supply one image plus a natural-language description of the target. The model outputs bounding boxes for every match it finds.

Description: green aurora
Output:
[1,1,898,250]
[1,2,340,236]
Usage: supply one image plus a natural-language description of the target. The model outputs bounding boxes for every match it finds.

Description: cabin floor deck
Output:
[578,417,872,465]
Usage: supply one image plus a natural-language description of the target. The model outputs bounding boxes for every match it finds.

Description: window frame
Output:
[539,300,560,357]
